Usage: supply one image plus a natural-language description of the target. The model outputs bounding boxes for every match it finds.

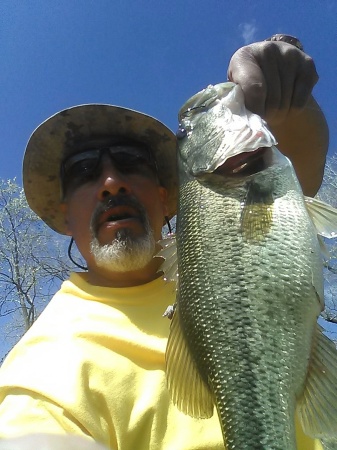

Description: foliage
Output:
[0,179,74,360]
[1,161,337,360]
[317,154,337,338]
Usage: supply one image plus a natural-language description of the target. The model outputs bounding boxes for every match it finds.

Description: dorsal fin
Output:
[156,235,179,283]
[304,197,337,238]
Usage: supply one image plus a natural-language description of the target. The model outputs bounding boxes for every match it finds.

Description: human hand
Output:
[227,40,318,126]
[0,434,109,450]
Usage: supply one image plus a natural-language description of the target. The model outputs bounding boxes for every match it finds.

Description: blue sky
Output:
[1,0,337,183]
[1,2,337,353]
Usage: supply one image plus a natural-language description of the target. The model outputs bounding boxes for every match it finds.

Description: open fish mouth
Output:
[214,147,269,176]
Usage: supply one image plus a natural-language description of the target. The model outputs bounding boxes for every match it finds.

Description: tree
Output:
[317,154,337,337]
[1,163,336,360]
[0,179,75,361]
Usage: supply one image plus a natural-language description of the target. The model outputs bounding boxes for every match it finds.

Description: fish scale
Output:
[161,82,337,449]
[175,164,321,449]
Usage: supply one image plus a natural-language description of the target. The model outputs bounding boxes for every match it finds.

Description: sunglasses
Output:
[60,145,157,196]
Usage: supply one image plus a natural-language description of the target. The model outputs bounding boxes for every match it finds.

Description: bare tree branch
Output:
[317,154,337,338]
[0,179,80,360]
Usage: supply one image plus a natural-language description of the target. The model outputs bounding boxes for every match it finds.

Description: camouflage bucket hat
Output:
[23,104,178,234]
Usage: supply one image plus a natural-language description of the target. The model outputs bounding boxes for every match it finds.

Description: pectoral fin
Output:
[240,180,274,242]
[165,306,214,419]
[297,324,337,438]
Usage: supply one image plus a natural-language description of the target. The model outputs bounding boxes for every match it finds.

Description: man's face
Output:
[60,140,168,277]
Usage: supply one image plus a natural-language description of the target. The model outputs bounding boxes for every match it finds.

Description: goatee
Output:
[90,195,156,272]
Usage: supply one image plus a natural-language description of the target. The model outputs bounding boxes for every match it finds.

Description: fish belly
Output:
[176,174,322,450]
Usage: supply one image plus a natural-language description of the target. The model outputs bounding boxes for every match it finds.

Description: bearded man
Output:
[0,38,330,450]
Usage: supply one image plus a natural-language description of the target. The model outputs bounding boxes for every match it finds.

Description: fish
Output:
[158,82,337,449]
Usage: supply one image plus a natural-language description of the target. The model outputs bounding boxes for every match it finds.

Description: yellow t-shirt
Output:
[0,273,323,450]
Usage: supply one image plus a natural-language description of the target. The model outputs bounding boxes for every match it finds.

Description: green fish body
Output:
[160,83,337,449]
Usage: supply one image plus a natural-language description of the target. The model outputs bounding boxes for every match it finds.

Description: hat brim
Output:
[23,104,178,234]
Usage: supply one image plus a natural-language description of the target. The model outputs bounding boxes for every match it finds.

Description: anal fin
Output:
[297,324,337,438]
[166,306,214,419]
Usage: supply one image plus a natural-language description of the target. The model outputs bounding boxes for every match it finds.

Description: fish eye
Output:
[176,127,187,140]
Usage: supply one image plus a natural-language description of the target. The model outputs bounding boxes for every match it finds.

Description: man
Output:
[0,38,329,449]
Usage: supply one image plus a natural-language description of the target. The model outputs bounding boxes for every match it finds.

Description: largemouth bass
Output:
[158,82,337,449]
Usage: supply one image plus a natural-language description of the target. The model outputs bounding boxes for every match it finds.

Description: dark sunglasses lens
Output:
[63,151,100,175]
[69,157,98,176]
[62,151,100,194]
[112,151,151,167]
[61,146,157,195]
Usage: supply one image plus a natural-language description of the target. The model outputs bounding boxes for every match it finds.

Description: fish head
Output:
[200,144,296,199]
[176,82,277,178]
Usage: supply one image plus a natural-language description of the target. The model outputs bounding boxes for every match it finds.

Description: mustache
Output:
[90,194,148,236]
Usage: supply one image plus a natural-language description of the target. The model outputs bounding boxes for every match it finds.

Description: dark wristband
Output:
[265,34,304,51]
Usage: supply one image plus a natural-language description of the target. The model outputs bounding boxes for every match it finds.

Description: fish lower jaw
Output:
[215,147,270,176]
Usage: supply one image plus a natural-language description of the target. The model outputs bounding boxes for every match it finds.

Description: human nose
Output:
[96,158,132,200]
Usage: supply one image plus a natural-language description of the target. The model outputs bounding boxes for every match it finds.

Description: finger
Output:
[258,43,298,122]
[291,55,319,109]
[227,45,268,117]
[256,43,283,119]
[227,41,319,125]
[264,42,318,112]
